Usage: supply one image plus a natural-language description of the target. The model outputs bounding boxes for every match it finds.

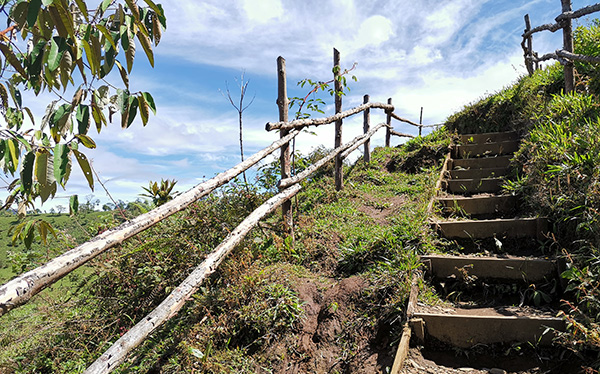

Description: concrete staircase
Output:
[394,131,565,372]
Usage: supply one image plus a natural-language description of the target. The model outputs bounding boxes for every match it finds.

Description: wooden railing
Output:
[522,0,600,92]
[0,49,435,374]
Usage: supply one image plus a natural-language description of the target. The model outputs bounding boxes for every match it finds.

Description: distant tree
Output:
[55,205,65,214]
[222,72,255,185]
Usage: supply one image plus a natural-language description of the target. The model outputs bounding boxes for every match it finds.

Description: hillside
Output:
[0,20,599,374]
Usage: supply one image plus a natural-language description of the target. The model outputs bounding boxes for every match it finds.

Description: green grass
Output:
[0,210,113,283]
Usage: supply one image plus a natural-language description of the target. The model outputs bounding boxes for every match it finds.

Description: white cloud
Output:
[242,0,283,23]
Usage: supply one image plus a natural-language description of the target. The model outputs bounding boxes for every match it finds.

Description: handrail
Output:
[265,102,393,131]
[0,129,301,316]
[278,122,386,189]
[521,2,600,90]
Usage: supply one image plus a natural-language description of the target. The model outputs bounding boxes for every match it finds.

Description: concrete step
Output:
[436,195,518,216]
[459,131,519,145]
[451,155,512,170]
[442,178,502,194]
[452,140,520,159]
[448,167,508,180]
[431,217,548,239]
[420,254,558,283]
[411,306,564,348]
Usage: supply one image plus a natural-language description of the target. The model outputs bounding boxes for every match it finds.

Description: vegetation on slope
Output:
[1,17,600,374]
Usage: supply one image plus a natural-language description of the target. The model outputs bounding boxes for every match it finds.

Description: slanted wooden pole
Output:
[561,0,575,93]
[385,98,392,147]
[363,95,371,163]
[334,48,343,191]
[277,56,293,230]
[524,14,535,76]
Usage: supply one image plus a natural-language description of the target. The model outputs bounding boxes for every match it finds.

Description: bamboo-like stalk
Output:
[84,184,302,374]
[0,130,300,317]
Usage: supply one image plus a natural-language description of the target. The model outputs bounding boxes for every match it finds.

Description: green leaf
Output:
[38,220,57,245]
[23,220,35,249]
[125,29,135,73]
[6,138,19,174]
[35,150,49,186]
[9,85,22,109]
[73,149,93,190]
[138,93,149,125]
[0,83,8,109]
[47,37,66,72]
[141,92,156,114]
[42,0,55,6]
[20,151,35,193]
[126,96,138,128]
[0,141,5,162]
[115,60,129,89]
[76,104,90,134]
[142,0,162,16]
[0,43,27,78]
[27,0,42,27]
[53,143,70,186]
[69,194,78,215]
[74,134,96,149]
[81,39,98,75]
[96,24,117,50]
[73,0,88,21]
[100,0,112,13]
[136,30,154,67]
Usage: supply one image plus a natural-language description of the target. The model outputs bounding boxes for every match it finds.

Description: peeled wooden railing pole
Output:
[385,98,392,147]
[84,184,302,374]
[334,48,343,191]
[561,0,574,93]
[277,56,293,231]
[0,129,300,317]
[363,95,371,163]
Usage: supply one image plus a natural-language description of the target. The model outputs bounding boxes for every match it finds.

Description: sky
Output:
[7,0,600,210]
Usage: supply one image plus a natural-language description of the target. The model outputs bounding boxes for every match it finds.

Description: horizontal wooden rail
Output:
[0,129,301,317]
[389,129,415,138]
[390,112,421,127]
[84,184,302,374]
[522,3,600,39]
[534,49,600,64]
[278,122,386,189]
[265,102,393,131]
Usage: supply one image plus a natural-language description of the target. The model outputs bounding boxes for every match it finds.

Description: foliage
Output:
[140,178,178,206]
[289,62,357,120]
[0,0,165,216]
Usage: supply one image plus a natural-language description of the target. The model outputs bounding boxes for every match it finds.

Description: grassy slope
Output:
[1,21,599,373]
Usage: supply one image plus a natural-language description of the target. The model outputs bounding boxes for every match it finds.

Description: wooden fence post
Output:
[419,106,423,137]
[524,14,535,76]
[334,48,343,191]
[385,98,392,147]
[363,94,371,163]
[561,0,574,93]
[277,56,293,230]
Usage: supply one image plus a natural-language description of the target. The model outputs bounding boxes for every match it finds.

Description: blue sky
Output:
[15,0,600,209]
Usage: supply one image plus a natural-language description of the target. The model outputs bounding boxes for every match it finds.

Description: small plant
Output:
[140,179,178,206]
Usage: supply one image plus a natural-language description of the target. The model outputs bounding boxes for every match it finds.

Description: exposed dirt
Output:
[355,195,406,226]
[264,276,395,373]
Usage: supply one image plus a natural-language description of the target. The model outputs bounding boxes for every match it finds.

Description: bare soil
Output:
[264,276,396,373]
